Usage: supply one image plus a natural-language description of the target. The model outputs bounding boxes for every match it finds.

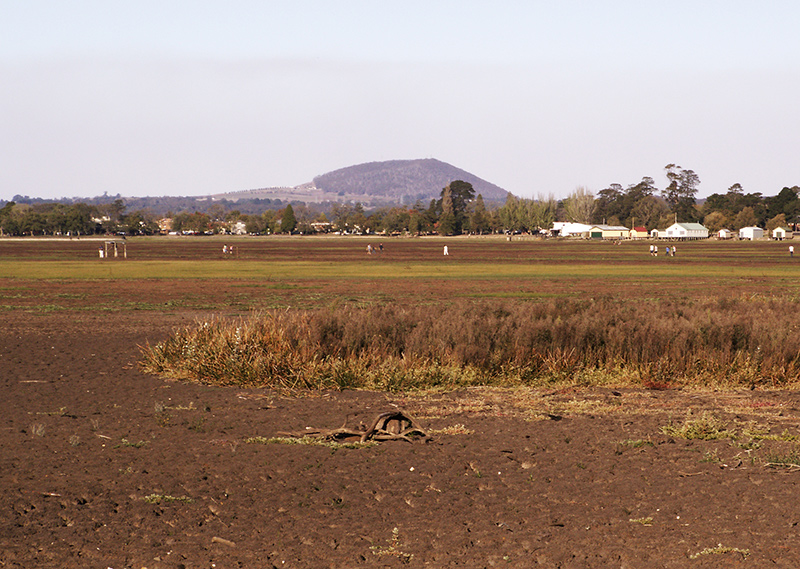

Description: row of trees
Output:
[0,199,161,237]
[3,166,799,237]
[566,164,800,232]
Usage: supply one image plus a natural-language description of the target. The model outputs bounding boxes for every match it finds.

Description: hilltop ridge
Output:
[210,158,509,207]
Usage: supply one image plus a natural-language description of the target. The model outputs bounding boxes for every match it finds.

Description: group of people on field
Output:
[649,244,676,257]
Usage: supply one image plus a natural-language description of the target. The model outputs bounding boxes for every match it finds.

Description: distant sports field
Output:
[0,235,797,300]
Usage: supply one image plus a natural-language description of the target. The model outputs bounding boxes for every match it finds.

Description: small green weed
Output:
[370,527,413,563]
[629,517,654,526]
[184,416,206,432]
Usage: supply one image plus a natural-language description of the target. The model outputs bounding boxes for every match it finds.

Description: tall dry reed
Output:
[140,296,800,391]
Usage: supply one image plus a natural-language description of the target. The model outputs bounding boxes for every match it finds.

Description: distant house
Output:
[629,226,648,239]
[158,218,173,234]
[589,225,629,239]
[772,227,790,240]
[739,226,764,240]
[718,228,734,240]
[551,222,592,237]
[663,222,709,240]
[310,221,332,233]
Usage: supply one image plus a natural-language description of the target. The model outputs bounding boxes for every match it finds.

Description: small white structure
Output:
[551,222,592,237]
[739,226,764,240]
[664,222,709,240]
[772,227,790,240]
[718,228,734,240]
[629,226,648,239]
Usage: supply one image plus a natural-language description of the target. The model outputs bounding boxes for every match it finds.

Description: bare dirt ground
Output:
[3,238,800,568]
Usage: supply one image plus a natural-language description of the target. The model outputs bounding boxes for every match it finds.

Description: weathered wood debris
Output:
[279,410,430,443]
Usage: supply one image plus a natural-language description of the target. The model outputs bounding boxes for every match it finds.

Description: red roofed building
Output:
[629,226,648,239]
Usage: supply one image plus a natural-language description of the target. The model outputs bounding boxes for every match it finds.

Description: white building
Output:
[589,225,629,239]
[772,227,790,240]
[718,228,734,240]
[663,222,709,240]
[739,226,764,240]
[551,222,592,237]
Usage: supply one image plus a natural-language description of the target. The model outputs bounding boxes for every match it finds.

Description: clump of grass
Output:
[142,494,193,504]
[661,412,734,441]
[689,544,750,559]
[68,435,81,447]
[115,438,148,449]
[245,435,375,450]
[618,439,655,448]
[742,422,799,442]
[30,423,45,437]
[36,406,67,416]
[763,450,800,469]
[429,424,474,435]
[629,517,653,526]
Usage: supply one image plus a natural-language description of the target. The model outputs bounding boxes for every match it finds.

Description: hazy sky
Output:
[2,1,800,202]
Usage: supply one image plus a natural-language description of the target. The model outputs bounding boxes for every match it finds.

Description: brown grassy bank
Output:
[140,296,800,391]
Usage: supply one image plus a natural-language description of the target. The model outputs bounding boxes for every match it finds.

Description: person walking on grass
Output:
[790,245,794,257]
[443,245,449,256]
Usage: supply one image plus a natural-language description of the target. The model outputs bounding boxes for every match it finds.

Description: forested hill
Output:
[312,159,509,204]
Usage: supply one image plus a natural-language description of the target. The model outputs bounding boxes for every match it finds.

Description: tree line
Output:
[572,164,800,233]
[2,166,799,237]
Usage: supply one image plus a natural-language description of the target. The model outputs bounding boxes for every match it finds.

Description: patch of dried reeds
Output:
[139,297,800,391]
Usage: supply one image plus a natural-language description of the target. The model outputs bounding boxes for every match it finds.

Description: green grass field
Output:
[1,235,798,287]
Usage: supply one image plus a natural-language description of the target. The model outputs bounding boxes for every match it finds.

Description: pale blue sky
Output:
[2,1,799,201]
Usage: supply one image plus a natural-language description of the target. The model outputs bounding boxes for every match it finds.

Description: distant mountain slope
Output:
[312,158,509,204]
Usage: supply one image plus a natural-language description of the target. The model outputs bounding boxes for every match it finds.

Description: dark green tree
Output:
[64,203,97,235]
[469,194,490,234]
[662,164,700,222]
[437,180,475,234]
[766,187,800,221]
[0,201,15,235]
[280,204,297,234]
